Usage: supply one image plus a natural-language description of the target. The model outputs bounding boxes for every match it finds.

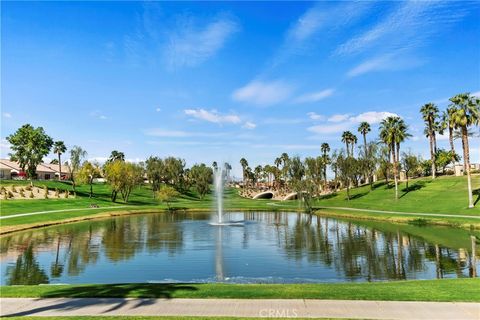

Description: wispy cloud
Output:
[308,111,399,135]
[184,108,241,124]
[328,114,350,123]
[336,1,470,56]
[2,113,12,118]
[307,112,324,121]
[165,14,239,68]
[242,121,257,130]
[273,2,371,65]
[294,88,335,103]
[232,80,294,106]
[347,53,423,77]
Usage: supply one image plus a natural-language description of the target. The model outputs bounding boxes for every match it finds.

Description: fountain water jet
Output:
[210,164,244,226]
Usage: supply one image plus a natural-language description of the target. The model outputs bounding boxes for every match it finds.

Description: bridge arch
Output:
[283,192,298,200]
[253,191,274,199]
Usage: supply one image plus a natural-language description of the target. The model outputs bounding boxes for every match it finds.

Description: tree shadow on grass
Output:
[318,193,338,200]
[349,192,368,200]
[400,181,427,199]
[474,188,480,206]
[3,283,199,317]
[371,181,387,190]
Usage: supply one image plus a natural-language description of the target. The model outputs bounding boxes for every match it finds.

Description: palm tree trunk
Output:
[448,127,456,162]
[392,143,398,200]
[345,142,349,157]
[461,126,474,208]
[58,153,62,180]
[429,129,436,179]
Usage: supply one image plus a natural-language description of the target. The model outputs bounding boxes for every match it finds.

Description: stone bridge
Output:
[252,190,298,201]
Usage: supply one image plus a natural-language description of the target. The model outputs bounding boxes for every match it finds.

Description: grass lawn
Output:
[1,278,478,302]
[1,175,479,233]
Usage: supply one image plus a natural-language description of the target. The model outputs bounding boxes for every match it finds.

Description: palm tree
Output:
[379,116,409,200]
[358,122,371,158]
[449,93,480,208]
[341,131,351,156]
[240,158,248,188]
[442,107,457,162]
[53,141,67,180]
[320,143,330,191]
[420,103,439,179]
[350,134,358,158]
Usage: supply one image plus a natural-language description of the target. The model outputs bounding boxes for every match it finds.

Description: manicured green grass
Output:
[316,175,480,215]
[1,279,478,302]
[1,175,479,232]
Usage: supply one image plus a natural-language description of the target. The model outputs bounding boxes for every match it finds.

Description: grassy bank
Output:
[1,175,479,234]
[1,278,479,302]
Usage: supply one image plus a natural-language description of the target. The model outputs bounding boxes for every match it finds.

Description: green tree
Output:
[359,142,378,190]
[77,161,101,198]
[189,163,213,199]
[107,150,125,163]
[435,149,459,173]
[53,141,67,180]
[104,161,144,202]
[420,103,440,179]
[145,156,164,197]
[449,93,479,208]
[6,124,53,180]
[401,151,420,189]
[68,146,87,192]
[336,153,357,200]
[157,185,180,210]
[304,156,324,195]
[240,158,249,188]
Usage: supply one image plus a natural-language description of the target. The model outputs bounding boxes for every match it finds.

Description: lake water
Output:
[0,211,478,285]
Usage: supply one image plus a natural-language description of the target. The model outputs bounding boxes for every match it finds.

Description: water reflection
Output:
[0,212,478,285]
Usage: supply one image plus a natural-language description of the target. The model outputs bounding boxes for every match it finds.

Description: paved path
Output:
[316,206,480,220]
[1,298,479,319]
[0,206,129,220]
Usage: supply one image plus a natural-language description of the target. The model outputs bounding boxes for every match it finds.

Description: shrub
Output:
[44,185,49,199]
[7,191,14,199]
[25,185,32,191]
[64,190,69,199]
[0,186,6,194]
[55,188,60,198]
[11,185,17,193]
[29,191,34,198]
[4,192,8,200]
[19,189,25,198]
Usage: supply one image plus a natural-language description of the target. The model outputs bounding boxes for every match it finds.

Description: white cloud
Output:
[294,88,335,103]
[349,111,398,124]
[144,129,190,137]
[287,5,324,43]
[336,1,470,56]
[2,113,12,118]
[166,15,239,68]
[156,108,162,112]
[308,122,351,134]
[232,80,294,106]
[184,108,241,124]
[307,112,325,121]
[328,114,350,123]
[242,121,256,129]
[347,53,423,78]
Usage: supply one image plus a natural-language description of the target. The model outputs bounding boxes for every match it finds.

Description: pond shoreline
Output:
[1,205,479,235]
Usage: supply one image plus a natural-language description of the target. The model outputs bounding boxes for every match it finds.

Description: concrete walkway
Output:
[1,298,479,319]
[0,206,129,220]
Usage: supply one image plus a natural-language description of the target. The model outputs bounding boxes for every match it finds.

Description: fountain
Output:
[210,164,244,226]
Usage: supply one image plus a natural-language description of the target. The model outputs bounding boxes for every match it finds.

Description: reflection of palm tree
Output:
[51,236,64,278]
[7,245,49,285]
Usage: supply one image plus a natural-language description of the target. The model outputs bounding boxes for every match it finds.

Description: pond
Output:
[0,211,478,285]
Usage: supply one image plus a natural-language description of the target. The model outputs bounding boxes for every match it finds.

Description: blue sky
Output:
[1,1,479,178]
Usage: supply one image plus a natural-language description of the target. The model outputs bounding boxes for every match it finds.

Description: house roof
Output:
[39,163,71,174]
[0,159,21,171]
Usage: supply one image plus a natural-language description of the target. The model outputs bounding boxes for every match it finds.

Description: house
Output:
[39,163,71,180]
[0,159,61,180]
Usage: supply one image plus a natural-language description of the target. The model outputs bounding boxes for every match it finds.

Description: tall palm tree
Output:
[53,141,67,180]
[321,143,330,191]
[350,134,358,158]
[358,122,371,158]
[341,131,352,156]
[420,103,439,179]
[442,107,457,162]
[449,93,480,208]
[379,116,409,200]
